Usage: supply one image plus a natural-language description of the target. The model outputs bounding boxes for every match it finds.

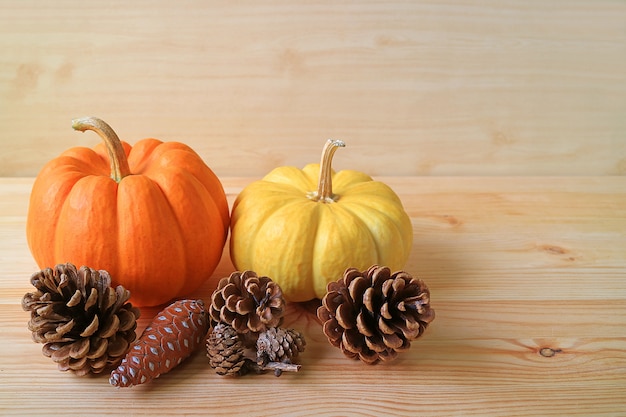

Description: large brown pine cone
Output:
[208,270,285,334]
[317,265,434,364]
[22,263,140,376]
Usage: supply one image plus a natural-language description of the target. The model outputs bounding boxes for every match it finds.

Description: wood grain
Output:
[1,176,624,416]
[1,1,625,177]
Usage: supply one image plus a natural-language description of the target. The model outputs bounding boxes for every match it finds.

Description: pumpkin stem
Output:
[72,117,131,183]
[309,139,345,203]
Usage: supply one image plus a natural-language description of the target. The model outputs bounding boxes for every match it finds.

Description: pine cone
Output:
[110,299,208,387]
[317,265,435,364]
[21,263,140,376]
[206,323,249,376]
[256,327,306,367]
[208,271,285,334]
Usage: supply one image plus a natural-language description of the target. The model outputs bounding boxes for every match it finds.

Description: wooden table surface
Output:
[1,176,624,416]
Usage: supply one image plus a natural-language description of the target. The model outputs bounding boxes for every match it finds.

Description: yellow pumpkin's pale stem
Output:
[71,116,132,183]
[309,139,345,203]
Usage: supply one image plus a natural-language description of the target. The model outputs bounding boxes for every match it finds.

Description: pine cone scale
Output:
[54,318,75,339]
[348,276,369,305]
[80,315,99,337]
[342,268,362,287]
[49,343,72,363]
[396,318,423,340]
[370,266,390,287]
[341,328,363,353]
[358,350,379,364]
[380,301,392,320]
[362,287,376,313]
[377,315,397,335]
[66,290,83,308]
[326,280,344,294]
[257,306,273,322]
[106,336,130,358]
[236,298,255,314]
[112,286,130,307]
[84,288,98,311]
[101,288,117,312]
[221,283,239,299]
[317,304,332,322]
[69,337,90,359]
[355,311,375,337]
[69,356,88,372]
[90,357,108,375]
[247,312,263,332]
[87,337,108,359]
[225,294,239,311]
[118,309,140,332]
[321,290,343,312]
[322,319,342,346]
[335,302,356,330]
[211,292,225,310]
[381,332,403,349]
[364,334,386,353]
[99,314,120,339]
[27,303,54,320]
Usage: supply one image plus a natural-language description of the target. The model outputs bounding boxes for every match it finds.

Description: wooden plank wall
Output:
[1,0,624,178]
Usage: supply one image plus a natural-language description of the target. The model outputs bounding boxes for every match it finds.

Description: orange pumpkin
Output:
[26,117,229,307]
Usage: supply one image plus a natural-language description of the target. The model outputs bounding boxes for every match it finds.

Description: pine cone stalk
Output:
[21,263,140,376]
[317,265,434,364]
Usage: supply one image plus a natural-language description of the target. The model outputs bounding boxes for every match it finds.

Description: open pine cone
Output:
[208,270,285,334]
[317,265,434,364]
[22,263,140,376]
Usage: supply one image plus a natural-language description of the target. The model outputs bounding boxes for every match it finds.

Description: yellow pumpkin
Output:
[230,140,413,302]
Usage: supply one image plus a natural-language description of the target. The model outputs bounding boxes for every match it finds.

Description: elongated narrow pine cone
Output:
[206,323,249,376]
[21,263,140,376]
[256,327,306,367]
[317,265,435,364]
[110,299,209,387]
[209,271,285,334]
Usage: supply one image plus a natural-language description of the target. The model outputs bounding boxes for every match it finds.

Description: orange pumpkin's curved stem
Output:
[309,139,345,203]
[72,117,132,183]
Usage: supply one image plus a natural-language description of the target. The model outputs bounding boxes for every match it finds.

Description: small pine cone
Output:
[110,299,208,387]
[206,323,249,376]
[256,327,306,367]
[317,265,435,364]
[21,263,140,376]
[209,270,285,334]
